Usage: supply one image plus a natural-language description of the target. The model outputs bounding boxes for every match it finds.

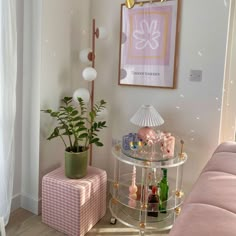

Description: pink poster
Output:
[119,1,178,88]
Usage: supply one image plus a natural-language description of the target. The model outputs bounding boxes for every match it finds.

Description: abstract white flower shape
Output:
[133,20,160,50]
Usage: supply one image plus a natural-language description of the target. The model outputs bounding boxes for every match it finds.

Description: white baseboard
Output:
[11,194,21,212]
[20,194,40,215]
[11,193,42,215]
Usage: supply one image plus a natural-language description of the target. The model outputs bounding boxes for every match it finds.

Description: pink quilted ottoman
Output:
[42,166,107,236]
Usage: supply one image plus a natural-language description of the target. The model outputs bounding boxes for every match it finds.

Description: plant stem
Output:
[59,134,67,149]
[84,128,90,148]
[58,117,73,148]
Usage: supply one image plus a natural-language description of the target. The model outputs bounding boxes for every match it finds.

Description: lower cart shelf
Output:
[109,198,177,232]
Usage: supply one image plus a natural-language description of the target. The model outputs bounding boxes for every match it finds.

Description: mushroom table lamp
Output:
[130,105,164,144]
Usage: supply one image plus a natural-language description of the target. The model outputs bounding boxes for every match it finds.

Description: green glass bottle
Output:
[159,168,169,213]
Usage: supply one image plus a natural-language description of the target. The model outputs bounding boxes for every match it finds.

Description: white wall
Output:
[39,0,91,199]
[91,0,231,192]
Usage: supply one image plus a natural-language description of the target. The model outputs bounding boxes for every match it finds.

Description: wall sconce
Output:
[73,19,107,166]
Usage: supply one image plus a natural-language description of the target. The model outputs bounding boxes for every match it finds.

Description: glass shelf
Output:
[111,173,184,212]
[122,147,176,162]
[109,199,176,232]
[112,144,187,168]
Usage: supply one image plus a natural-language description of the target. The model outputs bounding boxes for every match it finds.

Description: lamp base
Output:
[137,127,158,144]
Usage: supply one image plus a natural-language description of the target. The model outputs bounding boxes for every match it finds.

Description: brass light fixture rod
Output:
[89,19,97,166]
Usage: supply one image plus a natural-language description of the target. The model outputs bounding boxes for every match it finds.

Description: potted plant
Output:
[41,96,107,179]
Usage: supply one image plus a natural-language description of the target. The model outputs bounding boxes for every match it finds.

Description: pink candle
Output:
[129,166,138,194]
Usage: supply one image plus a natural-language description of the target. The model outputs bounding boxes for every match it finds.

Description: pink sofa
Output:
[170,141,236,236]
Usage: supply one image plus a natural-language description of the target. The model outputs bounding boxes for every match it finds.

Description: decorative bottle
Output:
[159,168,169,213]
[147,186,159,217]
[148,169,157,191]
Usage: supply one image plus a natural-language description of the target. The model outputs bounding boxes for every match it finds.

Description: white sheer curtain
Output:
[0,0,17,227]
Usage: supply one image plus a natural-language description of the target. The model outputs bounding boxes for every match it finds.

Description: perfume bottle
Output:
[147,186,159,217]
[159,168,169,213]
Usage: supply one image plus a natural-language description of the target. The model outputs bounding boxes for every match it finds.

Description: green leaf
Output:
[58,125,68,130]
[65,106,73,113]
[47,128,60,140]
[58,111,67,116]
[93,122,98,130]
[71,110,79,116]
[62,97,72,104]
[95,141,103,147]
[54,127,59,135]
[100,100,106,105]
[72,117,82,122]
[76,127,87,132]
[91,138,99,143]
[62,131,73,135]
[75,121,85,126]
[51,112,59,117]
[41,109,52,114]
[79,133,88,138]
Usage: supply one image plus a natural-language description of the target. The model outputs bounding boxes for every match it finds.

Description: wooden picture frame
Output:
[118,0,179,88]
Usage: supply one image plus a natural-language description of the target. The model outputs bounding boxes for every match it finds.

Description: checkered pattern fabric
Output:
[42,166,107,236]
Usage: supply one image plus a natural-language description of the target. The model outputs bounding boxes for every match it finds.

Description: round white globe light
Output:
[82,67,97,81]
[73,88,90,104]
[98,27,108,39]
[79,48,92,63]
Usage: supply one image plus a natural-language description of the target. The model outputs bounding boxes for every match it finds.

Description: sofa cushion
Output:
[170,203,236,236]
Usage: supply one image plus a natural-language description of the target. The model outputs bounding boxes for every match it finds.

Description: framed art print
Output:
[118,0,179,88]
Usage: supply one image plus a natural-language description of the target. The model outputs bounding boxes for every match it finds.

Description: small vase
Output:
[65,147,88,179]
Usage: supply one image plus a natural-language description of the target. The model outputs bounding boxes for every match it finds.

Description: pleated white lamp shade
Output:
[130,105,164,127]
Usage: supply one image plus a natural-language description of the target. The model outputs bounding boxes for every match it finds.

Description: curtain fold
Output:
[0,0,17,226]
